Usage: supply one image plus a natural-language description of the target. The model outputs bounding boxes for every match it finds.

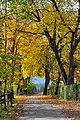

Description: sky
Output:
[31,76,45,85]
[31,76,45,90]
[31,76,52,90]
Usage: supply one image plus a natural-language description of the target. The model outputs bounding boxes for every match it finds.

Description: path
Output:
[18,95,67,120]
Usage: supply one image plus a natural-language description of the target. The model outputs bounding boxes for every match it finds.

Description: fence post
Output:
[4,94,7,110]
[10,91,13,107]
[75,82,78,101]
[0,94,2,109]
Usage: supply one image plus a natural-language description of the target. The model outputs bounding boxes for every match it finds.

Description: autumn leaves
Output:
[0,0,80,95]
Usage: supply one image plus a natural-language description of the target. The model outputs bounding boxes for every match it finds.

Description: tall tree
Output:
[26,0,80,85]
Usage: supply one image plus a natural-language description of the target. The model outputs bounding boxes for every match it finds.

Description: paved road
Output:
[18,96,67,120]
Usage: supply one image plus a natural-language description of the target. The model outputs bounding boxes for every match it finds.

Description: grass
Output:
[0,95,28,120]
[0,106,15,120]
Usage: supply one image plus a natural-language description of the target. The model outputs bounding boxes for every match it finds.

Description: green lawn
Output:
[0,106,15,120]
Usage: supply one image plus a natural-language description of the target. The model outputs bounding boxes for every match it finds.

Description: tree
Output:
[0,0,80,97]
[18,30,55,95]
[24,0,80,85]
[9,0,80,91]
[47,0,80,84]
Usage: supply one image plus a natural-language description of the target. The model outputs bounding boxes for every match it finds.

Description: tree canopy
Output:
[0,0,80,95]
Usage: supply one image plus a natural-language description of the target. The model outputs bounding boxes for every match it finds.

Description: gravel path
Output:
[18,96,67,120]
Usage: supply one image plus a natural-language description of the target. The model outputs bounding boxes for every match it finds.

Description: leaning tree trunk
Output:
[44,29,67,85]
[54,49,67,84]
[43,67,50,95]
[50,0,80,85]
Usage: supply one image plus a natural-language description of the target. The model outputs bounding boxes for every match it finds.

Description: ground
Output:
[37,95,80,120]
[10,94,80,120]
[18,95,67,120]
[0,96,80,120]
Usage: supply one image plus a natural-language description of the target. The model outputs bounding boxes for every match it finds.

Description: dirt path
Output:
[18,96,67,120]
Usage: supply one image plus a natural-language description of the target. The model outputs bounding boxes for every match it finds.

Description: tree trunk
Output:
[44,29,67,85]
[67,32,77,84]
[54,71,60,95]
[17,85,20,95]
[11,39,16,98]
[43,67,50,95]
[67,51,76,84]
[24,77,30,94]
[4,0,7,109]
[54,49,67,84]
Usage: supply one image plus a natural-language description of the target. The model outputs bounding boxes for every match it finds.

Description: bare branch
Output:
[17,30,44,35]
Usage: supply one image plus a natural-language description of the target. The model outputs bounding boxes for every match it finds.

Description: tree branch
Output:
[17,30,44,35]
[50,0,73,32]
[57,31,71,47]
[73,37,80,52]
[74,0,80,33]
[58,42,71,53]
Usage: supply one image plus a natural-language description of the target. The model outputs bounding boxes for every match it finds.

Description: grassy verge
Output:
[0,106,15,120]
[0,95,27,120]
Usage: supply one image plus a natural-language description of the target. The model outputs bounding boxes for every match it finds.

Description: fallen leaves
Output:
[11,95,27,120]
[37,95,80,120]
[10,95,80,120]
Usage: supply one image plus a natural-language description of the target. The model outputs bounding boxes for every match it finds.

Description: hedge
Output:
[58,84,80,100]
[47,84,80,101]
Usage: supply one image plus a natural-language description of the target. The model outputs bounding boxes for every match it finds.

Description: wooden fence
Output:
[0,92,13,109]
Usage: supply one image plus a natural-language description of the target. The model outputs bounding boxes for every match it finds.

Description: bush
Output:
[59,84,80,101]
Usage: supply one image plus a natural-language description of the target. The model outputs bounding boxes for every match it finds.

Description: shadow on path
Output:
[18,95,67,120]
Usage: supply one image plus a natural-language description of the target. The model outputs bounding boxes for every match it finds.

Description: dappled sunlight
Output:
[18,95,67,120]
[0,0,80,120]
